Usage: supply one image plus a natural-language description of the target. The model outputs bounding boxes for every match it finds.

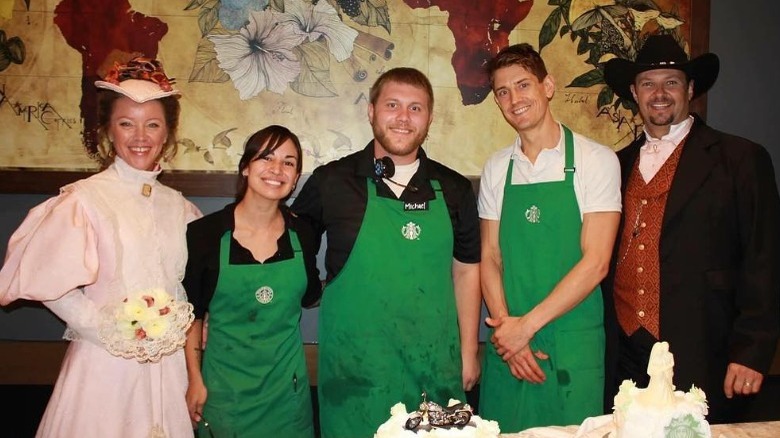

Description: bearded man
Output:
[292,67,482,438]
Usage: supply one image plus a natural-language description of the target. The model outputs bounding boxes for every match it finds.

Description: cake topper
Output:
[637,341,676,407]
[404,392,473,431]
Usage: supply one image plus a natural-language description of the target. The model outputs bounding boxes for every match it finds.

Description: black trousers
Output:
[616,326,657,389]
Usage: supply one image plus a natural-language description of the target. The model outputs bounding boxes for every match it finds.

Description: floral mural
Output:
[187,0,363,98]
[0,0,705,194]
[540,0,690,117]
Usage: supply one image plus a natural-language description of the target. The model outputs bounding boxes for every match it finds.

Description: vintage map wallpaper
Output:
[0,0,699,180]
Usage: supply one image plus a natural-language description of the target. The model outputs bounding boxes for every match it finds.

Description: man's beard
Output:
[645,99,676,128]
[372,123,428,157]
[647,113,675,128]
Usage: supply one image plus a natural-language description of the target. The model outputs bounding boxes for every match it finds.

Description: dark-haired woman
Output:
[183,125,321,437]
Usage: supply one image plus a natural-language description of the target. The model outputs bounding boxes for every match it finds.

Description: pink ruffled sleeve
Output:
[0,191,99,306]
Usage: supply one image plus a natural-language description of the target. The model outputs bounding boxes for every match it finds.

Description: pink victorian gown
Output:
[0,158,202,438]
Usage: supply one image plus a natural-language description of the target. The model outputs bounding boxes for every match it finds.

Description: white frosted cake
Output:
[612,341,711,438]
[374,398,500,438]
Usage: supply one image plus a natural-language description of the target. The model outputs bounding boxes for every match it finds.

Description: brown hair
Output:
[95,90,180,169]
[236,125,303,203]
[369,67,434,109]
[486,43,549,88]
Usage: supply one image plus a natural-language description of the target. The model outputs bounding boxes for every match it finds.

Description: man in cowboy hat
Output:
[603,34,780,423]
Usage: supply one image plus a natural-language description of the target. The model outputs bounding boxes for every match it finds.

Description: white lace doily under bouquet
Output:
[98,288,194,363]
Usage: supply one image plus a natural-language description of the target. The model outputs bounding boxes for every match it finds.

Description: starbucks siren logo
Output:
[401,222,421,240]
[255,286,274,304]
[525,205,541,223]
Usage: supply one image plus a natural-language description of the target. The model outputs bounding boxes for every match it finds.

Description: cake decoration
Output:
[404,392,473,431]
[613,341,711,438]
[374,392,500,438]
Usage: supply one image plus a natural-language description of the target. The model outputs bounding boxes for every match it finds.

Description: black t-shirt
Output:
[291,142,481,282]
[183,203,322,319]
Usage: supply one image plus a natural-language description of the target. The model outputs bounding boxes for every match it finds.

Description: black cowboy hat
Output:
[604,34,719,102]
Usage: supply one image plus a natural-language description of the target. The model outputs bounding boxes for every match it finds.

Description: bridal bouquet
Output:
[99,288,194,363]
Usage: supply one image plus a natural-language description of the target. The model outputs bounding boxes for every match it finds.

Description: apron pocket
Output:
[553,327,604,371]
[552,327,605,423]
[290,366,314,425]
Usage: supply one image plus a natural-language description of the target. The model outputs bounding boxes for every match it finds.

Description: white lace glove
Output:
[43,288,102,346]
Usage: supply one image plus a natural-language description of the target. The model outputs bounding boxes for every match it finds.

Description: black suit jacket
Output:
[603,114,780,421]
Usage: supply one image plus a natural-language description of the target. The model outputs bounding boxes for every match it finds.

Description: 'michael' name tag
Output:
[404,201,429,211]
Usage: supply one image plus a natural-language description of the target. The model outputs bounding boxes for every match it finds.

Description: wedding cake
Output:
[374,397,500,438]
[612,341,711,438]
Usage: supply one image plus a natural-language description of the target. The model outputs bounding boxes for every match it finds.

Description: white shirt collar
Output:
[113,157,161,185]
[511,123,564,161]
[644,115,694,145]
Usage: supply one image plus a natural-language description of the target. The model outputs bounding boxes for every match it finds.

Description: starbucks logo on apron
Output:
[401,221,421,240]
[525,205,541,223]
[255,286,274,304]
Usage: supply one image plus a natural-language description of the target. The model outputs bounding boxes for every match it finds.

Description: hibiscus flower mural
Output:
[186,0,365,99]
[208,10,305,98]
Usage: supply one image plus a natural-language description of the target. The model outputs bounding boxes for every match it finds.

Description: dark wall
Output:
[1,1,778,341]
[707,1,780,182]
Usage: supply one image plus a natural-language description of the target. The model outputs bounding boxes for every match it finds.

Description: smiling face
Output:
[368,81,433,165]
[108,97,167,171]
[492,64,555,134]
[631,68,694,138]
[243,138,300,202]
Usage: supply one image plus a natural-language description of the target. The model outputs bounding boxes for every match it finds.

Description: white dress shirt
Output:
[639,116,694,182]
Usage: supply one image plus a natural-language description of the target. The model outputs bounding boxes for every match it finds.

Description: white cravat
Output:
[639,139,676,183]
[639,116,694,183]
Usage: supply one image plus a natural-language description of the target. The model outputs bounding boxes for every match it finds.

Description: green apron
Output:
[479,126,605,432]
[318,179,463,438]
[199,230,313,438]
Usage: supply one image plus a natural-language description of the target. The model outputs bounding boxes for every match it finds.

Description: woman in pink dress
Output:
[0,57,201,438]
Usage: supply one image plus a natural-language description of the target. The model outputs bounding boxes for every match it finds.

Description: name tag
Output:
[404,201,428,211]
